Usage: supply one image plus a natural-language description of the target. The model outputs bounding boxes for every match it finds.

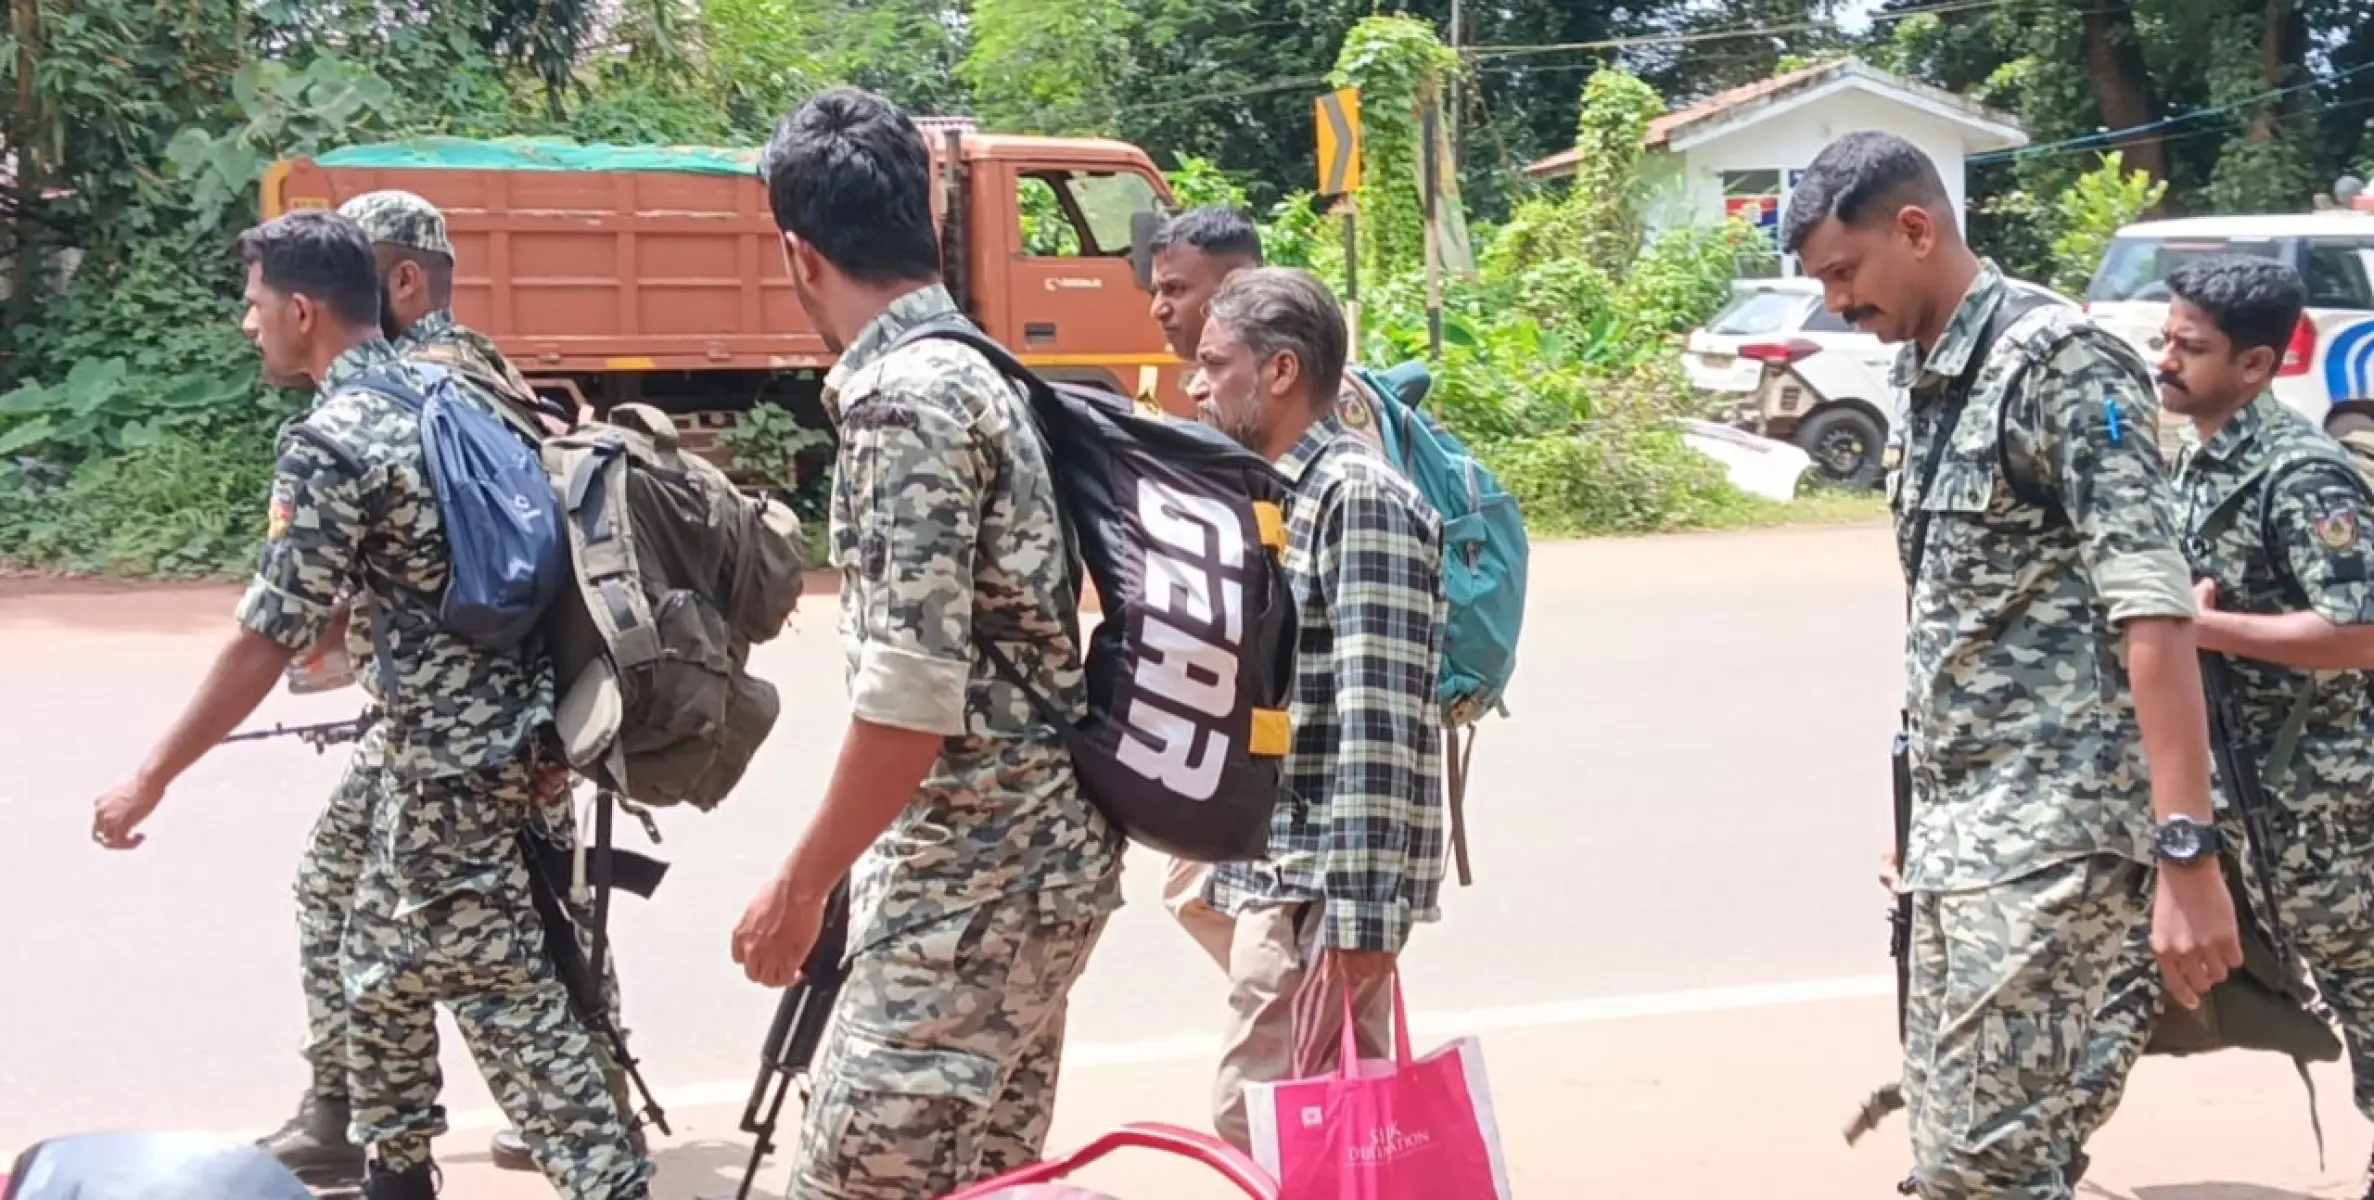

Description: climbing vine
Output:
[1328,15,1460,283]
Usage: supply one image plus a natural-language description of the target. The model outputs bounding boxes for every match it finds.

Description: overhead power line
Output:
[1967,58,2374,166]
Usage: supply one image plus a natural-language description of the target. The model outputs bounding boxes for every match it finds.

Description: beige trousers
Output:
[1163,855,1236,969]
[1207,901,1396,1152]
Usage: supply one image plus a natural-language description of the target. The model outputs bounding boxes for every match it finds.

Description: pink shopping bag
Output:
[1243,976,1513,1200]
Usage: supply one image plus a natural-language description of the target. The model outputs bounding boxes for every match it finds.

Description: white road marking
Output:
[426,973,1894,1133]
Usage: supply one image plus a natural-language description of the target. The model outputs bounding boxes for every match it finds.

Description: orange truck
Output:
[259,119,1190,462]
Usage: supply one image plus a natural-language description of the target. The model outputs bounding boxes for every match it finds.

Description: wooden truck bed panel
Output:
[267,159,834,373]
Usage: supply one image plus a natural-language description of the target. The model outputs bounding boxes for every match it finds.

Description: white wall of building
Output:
[1646,86,2002,274]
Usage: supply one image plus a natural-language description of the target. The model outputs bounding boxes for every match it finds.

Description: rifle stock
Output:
[1889,718,1914,1042]
[520,829,672,1137]
[730,880,854,1200]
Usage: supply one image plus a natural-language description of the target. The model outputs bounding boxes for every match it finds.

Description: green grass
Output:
[1708,487,1891,531]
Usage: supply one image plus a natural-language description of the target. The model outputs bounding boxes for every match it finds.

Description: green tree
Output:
[959,0,1138,135]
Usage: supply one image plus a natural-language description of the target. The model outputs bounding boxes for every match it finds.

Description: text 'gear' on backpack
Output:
[891,320,1301,866]
[1349,360,1530,888]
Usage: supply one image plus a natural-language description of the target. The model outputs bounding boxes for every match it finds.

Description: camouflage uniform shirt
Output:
[236,338,555,782]
[1885,261,2195,892]
[2177,392,2374,809]
[396,308,558,431]
[821,285,1124,954]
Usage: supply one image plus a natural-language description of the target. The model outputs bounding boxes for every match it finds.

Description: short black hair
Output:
[1206,267,1347,406]
[2165,254,2307,357]
[1151,205,1263,264]
[1781,131,1953,255]
[758,87,941,283]
[386,245,455,307]
[236,211,382,329]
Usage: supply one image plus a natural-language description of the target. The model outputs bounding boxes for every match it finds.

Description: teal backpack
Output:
[1349,360,1530,886]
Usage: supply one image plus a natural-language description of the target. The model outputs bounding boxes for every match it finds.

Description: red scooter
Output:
[939,1122,1279,1200]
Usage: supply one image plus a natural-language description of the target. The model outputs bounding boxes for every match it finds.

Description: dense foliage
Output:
[4,0,2365,576]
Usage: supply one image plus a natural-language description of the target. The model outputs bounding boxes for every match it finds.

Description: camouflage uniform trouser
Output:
[2074,805,2374,1143]
[788,883,1113,1200]
[343,755,653,1200]
[297,738,634,1120]
[1902,854,2152,1200]
[295,729,384,1103]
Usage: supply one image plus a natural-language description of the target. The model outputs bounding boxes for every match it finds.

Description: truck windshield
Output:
[1068,172,1161,256]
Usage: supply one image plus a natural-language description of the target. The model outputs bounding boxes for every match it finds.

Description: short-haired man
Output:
[1785,131,2240,1198]
[1185,267,1448,1152]
[728,87,1123,1198]
[2067,254,2374,1195]
[1149,205,1391,449]
[92,209,652,1200]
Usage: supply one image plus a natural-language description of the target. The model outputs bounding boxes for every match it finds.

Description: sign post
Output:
[1315,87,1364,352]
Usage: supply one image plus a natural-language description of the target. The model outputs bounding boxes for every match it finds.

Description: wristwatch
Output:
[2152,815,2224,867]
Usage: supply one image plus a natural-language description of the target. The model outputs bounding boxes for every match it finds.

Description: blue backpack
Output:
[350,364,565,651]
[1349,359,1529,886]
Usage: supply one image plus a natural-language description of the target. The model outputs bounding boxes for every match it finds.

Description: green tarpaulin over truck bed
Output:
[315,138,761,176]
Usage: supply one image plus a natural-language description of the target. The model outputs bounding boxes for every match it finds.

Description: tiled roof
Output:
[1524,57,2023,178]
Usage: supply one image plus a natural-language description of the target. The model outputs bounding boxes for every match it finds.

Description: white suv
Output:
[2084,210,2374,434]
[1683,276,2073,489]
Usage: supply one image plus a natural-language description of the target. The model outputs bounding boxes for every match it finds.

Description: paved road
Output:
[4,524,2362,1197]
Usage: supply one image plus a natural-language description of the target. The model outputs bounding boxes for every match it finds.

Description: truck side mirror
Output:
[1129,210,1160,293]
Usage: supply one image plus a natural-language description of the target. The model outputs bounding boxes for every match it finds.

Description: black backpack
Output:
[891,321,1300,863]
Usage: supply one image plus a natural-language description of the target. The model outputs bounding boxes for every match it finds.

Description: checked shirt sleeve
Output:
[1314,475,1447,954]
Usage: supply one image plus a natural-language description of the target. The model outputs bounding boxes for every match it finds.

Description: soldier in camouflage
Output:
[2067,254,2374,1197]
[268,189,617,1177]
[1784,132,2241,1199]
[728,88,1123,1200]
[93,210,653,1200]
[338,188,570,437]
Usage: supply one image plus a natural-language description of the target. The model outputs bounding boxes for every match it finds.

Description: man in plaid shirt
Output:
[1185,267,1451,1151]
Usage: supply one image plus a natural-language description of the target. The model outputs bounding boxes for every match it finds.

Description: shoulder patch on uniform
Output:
[266,480,295,541]
[2316,506,2359,551]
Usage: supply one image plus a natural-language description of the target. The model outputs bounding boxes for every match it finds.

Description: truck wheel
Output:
[1795,405,1887,491]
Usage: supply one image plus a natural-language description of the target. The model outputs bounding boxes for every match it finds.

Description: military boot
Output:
[256,1092,365,1183]
[489,1127,533,1171]
[361,1160,439,1200]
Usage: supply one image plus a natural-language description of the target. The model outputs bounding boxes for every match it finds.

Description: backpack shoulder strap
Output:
[1903,290,2038,604]
[1978,294,2117,516]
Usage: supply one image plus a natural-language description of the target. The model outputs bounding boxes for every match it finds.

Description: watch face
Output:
[2158,819,2206,860]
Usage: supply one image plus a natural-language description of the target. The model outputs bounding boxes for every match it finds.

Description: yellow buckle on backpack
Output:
[1249,707,1291,757]
[1253,501,1287,557]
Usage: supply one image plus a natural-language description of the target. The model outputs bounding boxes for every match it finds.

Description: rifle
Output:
[1842,719,1919,1159]
[726,880,853,1200]
[521,821,676,1137]
[2196,643,2292,966]
[219,709,379,755]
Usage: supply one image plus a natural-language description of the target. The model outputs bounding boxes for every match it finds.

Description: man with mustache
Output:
[2071,254,2374,1198]
[1788,131,2240,1199]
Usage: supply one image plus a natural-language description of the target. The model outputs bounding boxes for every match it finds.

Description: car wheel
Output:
[1795,405,1887,491]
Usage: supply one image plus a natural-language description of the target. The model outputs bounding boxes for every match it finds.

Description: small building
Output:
[1524,58,2028,277]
